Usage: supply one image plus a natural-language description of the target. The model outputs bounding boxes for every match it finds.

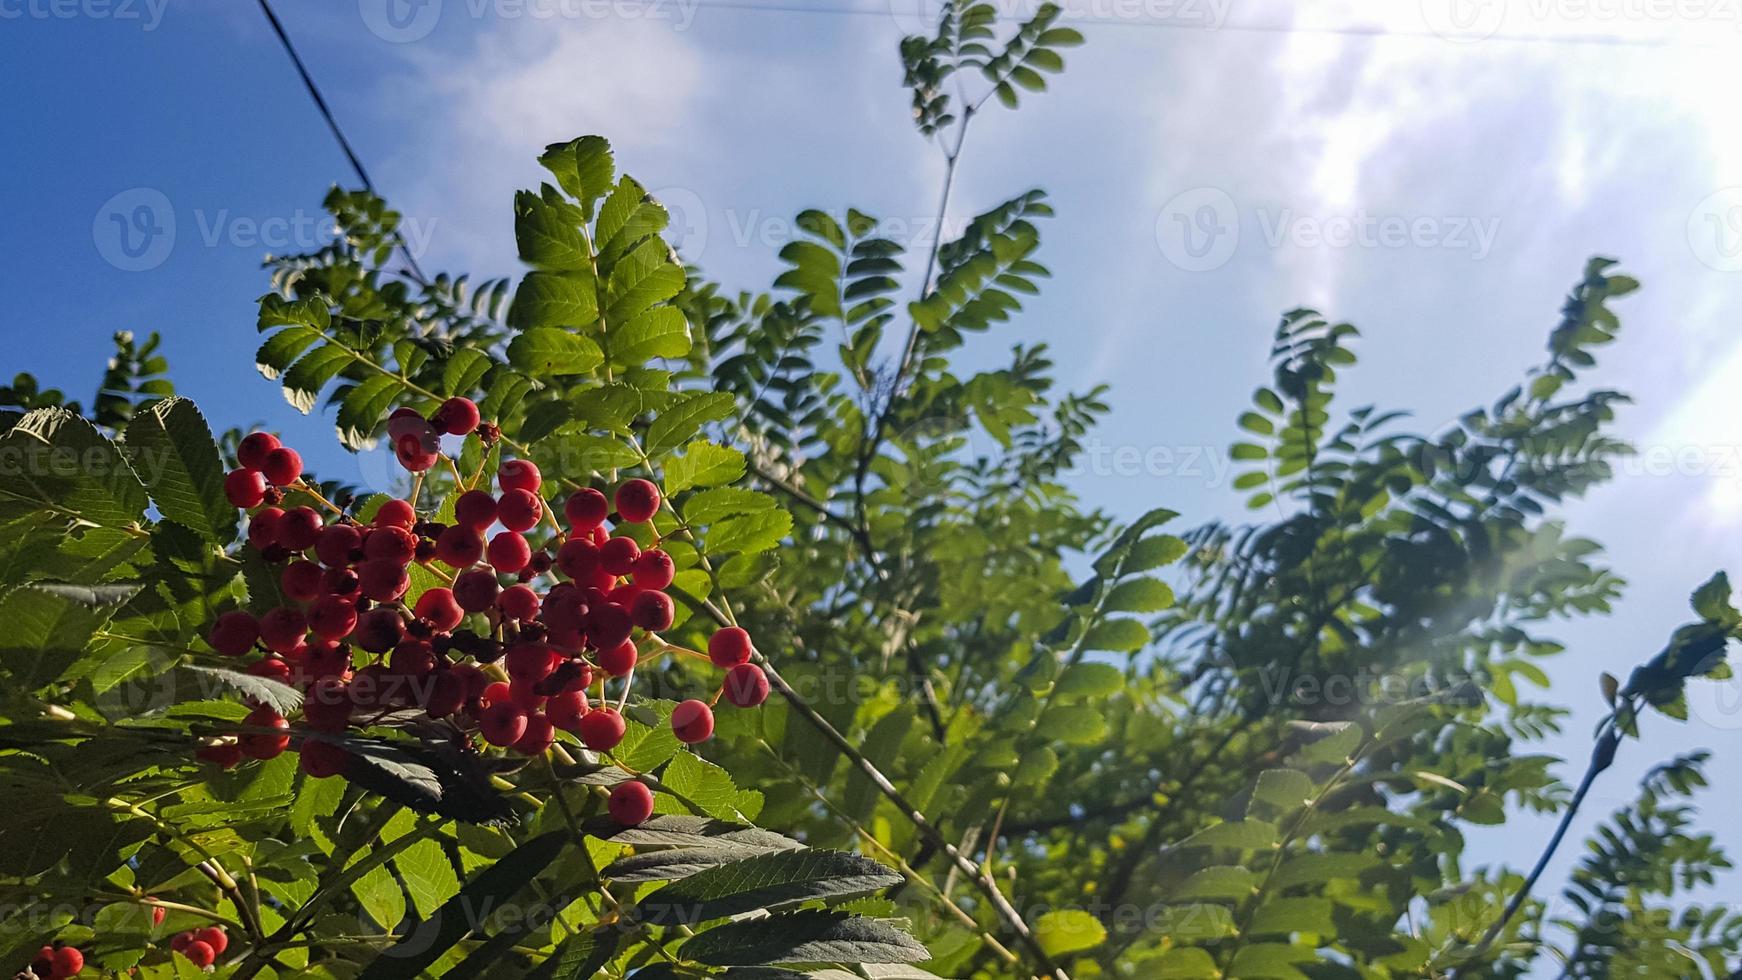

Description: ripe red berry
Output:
[308,595,358,640]
[357,559,410,602]
[197,742,243,769]
[240,706,291,760]
[497,583,540,621]
[513,712,555,755]
[608,780,655,826]
[298,739,349,779]
[365,525,417,563]
[708,626,754,668]
[453,568,500,612]
[392,416,441,472]
[261,446,303,486]
[354,608,406,654]
[630,590,674,632]
[276,506,324,552]
[424,669,467,718]
[193,927,228,957]
[151,904,166,928]
[225,468,268,508]
[578,707,626,751]
[615,479,661,524]
[598,539,638,578]
[630,549,676,590]
[724,663,770,707]
[546,690,589,732]
[499,459,542,494]
[506,644,558,685]
[496,489,543,533]
[303,676,351,731]
[181,939,216,968]
[596,639,638,677]
[556,537,600,581]
[314,523,361,567]
[433,396,481,436]
[436,526,485,568]
[282,559,325,602]
[564,487,609,530]
[454,489,498,531]
[47,945,83,978]
[375,498,417,529]
[390,639,437,677]
[487,531,532,573]
[482,680,512,705]
[208,611,259,656]
[238,431,281,470]
[587,603,634,651]
[480,702,529,747]
[259,607,308,654]
[413,587,465,632]
[671,699,714,744]
[247,507,284,550]
[248,657,293,685]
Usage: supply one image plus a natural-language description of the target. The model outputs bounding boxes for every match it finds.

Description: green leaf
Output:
[645,391,736,457]
[583,815,799,853]
[0,409,148,527]
[1054,662,1123,698]
[1251,770,1315,812]
[538,135,616,214]
[1035,908,1106,956]
[180,665,302,716]
[681,910,929,966]
[1175,865,1258,901]
[636,848,902,925]
[508,272,599,333]
[707,509,793,556]
[515,189,590,272]
[1082,618,1148,652]
[0,582,139,687]
[1103,578,1174,613]
[683,487,777,526]
[122,398,235,543]
[1037,704,1106,745]
[1228,942,1317,978]
[1248,896,1334,936]
[524,929,619,980]
[1151,948,1219,978]
[507,327,605,377]
[258,293,331,330]
[335,375,402,449]
[281,343,352,413]
[1177,820,1279,851]
[611,307,692,365]
[357,832,569,980]
[665,441,746,495]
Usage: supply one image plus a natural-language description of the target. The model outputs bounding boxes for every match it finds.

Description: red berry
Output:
[436,526,485,569]
[433,396,481,436]
[302,640,353,682]
[497,584,540,621]
[596,639,637,677]
[547,690,589,732]
[390,639,437,676]
[506,644,558,685]
[453,568,500,612]
[225,468,267,508]
[151,904,166,928]
[608,780,655,826]
[454,489,498,531]
[196,743,243,769]
[391,416,441,472]
[208,611,259,656]
[261,446,303,486]
[181,939,216,968]
[556,537,600,580]
[631,549,675,590]
[303,677,352,731]
[564,487,609,530]
[259,607,308,654]
[513,712,555,755]
[248,657,293,684]
[499,459,541,494]
[480,702,528,747]
[630,590,674,632]
[451,663,488,699]
[354,608,405,653]
[724,663,770,707]
[497,489,543,533]
[587,603,633,651]
[413,588,465,632]
[357,559,410,602]
[487,531,532,573]
[671,699,715,744]
[308,595,358,639]
[615,479,661,524]
[708,627,754,668]
[51,946,84,977]
[194,927,227,957]
[314,523,362,567]
[365,525,417,563]
[600,536,640,576]
[240,706,290,760]
[482,680,512,705]
[375,498,417,529]
[237,431,281,470]
[578,707,626,751]
[247,507,284,549]
[282,559,325,602]
[276,506,323,552]
[299,739,349,778]
[424,669,467,718]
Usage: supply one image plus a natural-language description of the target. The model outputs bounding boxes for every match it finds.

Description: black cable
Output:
[254,0,429,284]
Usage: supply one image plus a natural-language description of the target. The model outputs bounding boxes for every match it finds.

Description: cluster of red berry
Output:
[25,944,81,979]
[201,398,771,827]
[166,927,228,969]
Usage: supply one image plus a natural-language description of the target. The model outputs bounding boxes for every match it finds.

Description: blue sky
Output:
[5,0,1742,942]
